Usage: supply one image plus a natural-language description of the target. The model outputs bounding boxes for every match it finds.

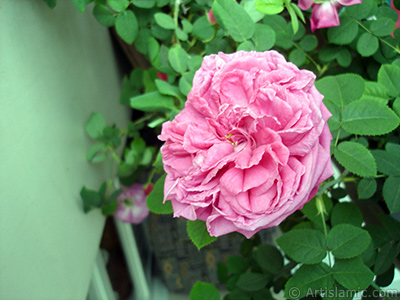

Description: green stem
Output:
[334,126,342,148]
[317,170,349,197]
[351,17,400,55]
[292,42,322,73]
[273,260,298,280]
[320,209,332,267]
[173,0,181,45]
[371,282,395,300]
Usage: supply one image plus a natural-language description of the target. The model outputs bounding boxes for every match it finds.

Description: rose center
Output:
[123,198,134,206]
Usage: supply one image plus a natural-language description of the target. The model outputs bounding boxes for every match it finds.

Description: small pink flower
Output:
[114,184,150,224]
[157,72,168,82]
[299,0,362,32]
[208,9,217,25]
[159,51,333,238]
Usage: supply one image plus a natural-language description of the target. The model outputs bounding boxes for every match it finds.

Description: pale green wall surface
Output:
[0,1,130,299]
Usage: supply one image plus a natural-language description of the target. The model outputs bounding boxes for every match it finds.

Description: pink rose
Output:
[114,184,150,224]
[299,0,362,32]
[159,51,333,238]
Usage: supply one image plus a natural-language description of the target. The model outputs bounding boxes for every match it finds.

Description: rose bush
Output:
[159,50,334,238]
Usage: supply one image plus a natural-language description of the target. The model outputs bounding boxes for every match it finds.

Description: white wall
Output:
[0,1,130,299]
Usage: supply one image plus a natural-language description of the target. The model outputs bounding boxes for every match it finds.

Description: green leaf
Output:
[289,49,305,67]
[345,0,375,20]
[324,285,355,300]
[72,0,91,13]
[168,46,189,74]
[358,178,377,199]
[380,214,400,240]
[181,19,193,34]
[146,174,173,214]
[212,0,255,42]
[44,0,57,8]
[285,263,334,299]
[187,220,217,250]
[370,17,396,37]
[342,99,400,136]
[227,256,249,274]
[394,97,400,117]
[179,72,194,96]
[151,24,172,41]
[132,0,155,8]
[115,10,139,44]
[336,48,352,67]
[286,2,299,34]
[242,0,264,23]
[101,200,118,215]
[327,224,371,259]
[236,273,268,292]
[276,229,327,264]
[86,143,107,163]
[147,37,159,63]
[361,81,391,103]
[237,41,255,51]
[85,112,106,140]
[228,289,252,300]
[300,35,318,52]
[383,176,400,213]
[108,0,130,12]
[155,79,182,99]
[192,16,215,41]
[81,186,103,213]
[190,281,220,300]
[374,241,398,275]
[315,74,365,107]
[217,263,229,283]
[327,15,358,45]
[331,203,363,227]
[253,244,283,274]
[154,12,176,30]
[252,24,275,51]
[356,33,379,57]
[372,145,400,176]
[333,257,374,291]
[175,28,188,41]
[130,91,175,112]
[376,264,395,287]
[334,142,377,177]
[120,69,143,106]
[319,45,340,62]
[255,0,284,15]
[290,3,305,23]
[378,64,400,97]
[188,55,203,72]
[364,224,391,248]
